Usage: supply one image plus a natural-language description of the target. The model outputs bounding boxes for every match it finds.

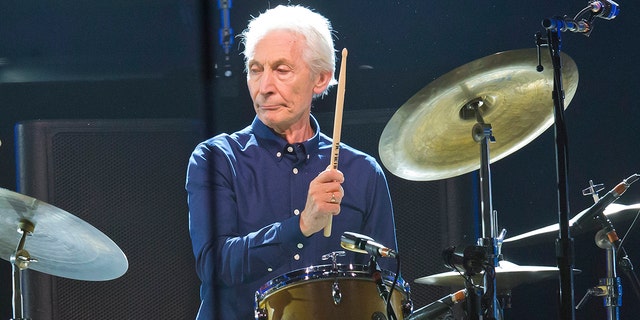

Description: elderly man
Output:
[186,5,399,319]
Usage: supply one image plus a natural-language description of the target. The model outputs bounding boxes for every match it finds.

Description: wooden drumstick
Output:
[324,48,348,238]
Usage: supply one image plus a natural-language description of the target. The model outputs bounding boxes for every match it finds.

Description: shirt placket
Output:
[284,143,311,269]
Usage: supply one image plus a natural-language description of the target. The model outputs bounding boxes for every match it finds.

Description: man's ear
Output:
[313,71,333,95]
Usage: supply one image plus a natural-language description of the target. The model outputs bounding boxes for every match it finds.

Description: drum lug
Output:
[401,298,414,317]
[332,279,342,305]
[255,307,268,320]
[322,250,346,271]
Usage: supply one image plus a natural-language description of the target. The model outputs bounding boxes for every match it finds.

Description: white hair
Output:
[240,5,338,97]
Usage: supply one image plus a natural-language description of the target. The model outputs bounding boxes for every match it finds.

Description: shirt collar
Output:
[251,115,321,160]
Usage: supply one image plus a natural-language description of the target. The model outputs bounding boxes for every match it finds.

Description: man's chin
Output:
[257,113,281,126]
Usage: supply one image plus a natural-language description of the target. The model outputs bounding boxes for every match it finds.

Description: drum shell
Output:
[255,264,411,320]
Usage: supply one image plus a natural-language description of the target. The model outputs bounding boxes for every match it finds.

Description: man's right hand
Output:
[299,168,344,237]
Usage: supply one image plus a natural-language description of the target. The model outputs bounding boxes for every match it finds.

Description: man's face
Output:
[247,30,329,134]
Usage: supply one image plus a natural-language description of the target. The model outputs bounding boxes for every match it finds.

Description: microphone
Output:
[406,289,466,320]
[590,0,620,20]
[572,174,639,232]
[341,232,397,258]
[542,17,590,34]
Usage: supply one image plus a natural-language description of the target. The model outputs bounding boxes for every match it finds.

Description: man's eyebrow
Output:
[250,58,293,68]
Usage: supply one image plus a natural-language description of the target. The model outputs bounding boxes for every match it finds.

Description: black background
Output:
[2,1,640,319]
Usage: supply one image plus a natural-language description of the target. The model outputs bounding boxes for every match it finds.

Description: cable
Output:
[386,255,401,320]
[617,208,640,260]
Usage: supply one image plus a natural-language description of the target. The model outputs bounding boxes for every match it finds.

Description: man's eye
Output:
[276,68,291,74]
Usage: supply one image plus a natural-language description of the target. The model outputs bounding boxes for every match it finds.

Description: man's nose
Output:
[258,70,276,94]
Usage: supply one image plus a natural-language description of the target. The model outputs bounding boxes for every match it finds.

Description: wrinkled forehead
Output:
[246,28,307,58]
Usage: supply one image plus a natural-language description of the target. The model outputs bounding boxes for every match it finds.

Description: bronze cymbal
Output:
[0,188,128,281]
[414,260,574,292]
[504,203,640,246]
[379,48,579,181]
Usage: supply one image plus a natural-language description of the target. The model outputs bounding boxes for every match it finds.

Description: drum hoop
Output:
[256,264,409,302]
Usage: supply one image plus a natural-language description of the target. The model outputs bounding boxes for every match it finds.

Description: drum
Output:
[255,264,412,320]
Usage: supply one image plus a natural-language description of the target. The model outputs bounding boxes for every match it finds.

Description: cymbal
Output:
[0,188,128,281]
[414,260,572,292]
[504,203,640,246]
[379,48,579,181]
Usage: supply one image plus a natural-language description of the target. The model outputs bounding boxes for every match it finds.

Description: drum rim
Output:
[255,263,409,301]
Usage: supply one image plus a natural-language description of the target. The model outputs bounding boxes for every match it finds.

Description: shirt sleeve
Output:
[186,140,308,286]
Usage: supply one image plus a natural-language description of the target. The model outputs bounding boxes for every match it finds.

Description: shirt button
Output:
[297,243,304,249]
[287,146,294,153]
[292,168,299,174]
[276,152,282,158]
[294,254,300,260]
[294,209,300,215]
[267,267,273,272]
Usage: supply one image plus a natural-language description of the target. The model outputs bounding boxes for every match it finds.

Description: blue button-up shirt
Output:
[186,115,398,319]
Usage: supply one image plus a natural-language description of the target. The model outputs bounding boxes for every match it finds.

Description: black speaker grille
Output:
[389,178,451,309]
[18,119,203,319]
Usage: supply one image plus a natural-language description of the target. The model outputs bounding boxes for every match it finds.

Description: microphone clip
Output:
[442,245,487,276]
[369,256,391,302]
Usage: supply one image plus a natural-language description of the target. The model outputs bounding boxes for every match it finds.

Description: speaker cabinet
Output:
[15,119,204,319]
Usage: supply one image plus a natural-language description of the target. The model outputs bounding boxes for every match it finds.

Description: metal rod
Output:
[545,27,576,320]
[471,103,500,320]
[10,220,35,320]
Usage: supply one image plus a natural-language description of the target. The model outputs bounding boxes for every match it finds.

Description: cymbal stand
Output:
[576,229,622,320]
[467,100,501,320]
[9,219,36,320]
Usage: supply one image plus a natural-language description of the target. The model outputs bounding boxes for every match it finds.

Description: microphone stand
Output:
[576,193,640,318]
[537,19,576,320]
[576,229,622,320]
[609,225,640,307]
[369,256,397,320]
[607,174,640,302]
[617,254,640,305]
[540,3,622,318]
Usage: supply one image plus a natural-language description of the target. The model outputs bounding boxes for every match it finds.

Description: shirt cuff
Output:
[278,215,309,253]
